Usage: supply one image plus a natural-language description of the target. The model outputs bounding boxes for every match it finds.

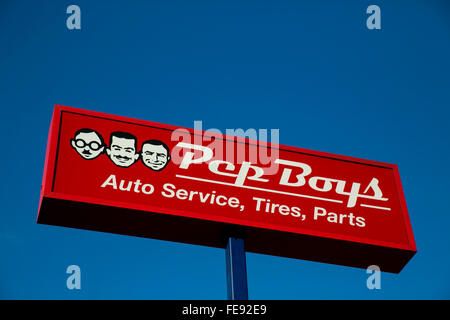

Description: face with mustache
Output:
[71,130,105,160]
[106,134,139,167]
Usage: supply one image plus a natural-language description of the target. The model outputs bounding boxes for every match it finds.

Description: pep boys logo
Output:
[70,124,389,211]
[70,128,171,171]
[173,143,389,210]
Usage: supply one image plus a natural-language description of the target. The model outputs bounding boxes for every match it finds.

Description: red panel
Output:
[37,105,416,273]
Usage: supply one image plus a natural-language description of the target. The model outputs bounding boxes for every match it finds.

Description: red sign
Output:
[37,105,416,273]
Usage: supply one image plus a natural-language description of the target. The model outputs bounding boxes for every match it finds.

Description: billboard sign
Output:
[37,105,416,273]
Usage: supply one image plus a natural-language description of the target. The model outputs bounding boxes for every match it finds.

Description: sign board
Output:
[37,105,416,273]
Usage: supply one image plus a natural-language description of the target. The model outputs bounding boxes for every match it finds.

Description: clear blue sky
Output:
[1,0,449,299]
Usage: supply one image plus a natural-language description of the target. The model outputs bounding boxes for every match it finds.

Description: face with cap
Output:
[71,130,105,160]
[141,143,170,171]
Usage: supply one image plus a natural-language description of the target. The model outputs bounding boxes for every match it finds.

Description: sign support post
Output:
[225,236,248,300]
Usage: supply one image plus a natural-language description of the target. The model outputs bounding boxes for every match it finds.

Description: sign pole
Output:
[225,236,248,300]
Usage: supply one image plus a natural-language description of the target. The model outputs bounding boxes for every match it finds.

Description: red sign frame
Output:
[37,105,416,273]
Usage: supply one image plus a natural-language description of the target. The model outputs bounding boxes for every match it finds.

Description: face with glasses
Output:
[71,129,105,160]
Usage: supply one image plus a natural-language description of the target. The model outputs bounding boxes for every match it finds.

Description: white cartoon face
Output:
[71,130,105,160]
[141,142,171,171]
[106,132,139,167]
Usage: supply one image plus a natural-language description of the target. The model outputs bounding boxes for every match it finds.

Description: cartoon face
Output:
[71,129,105,160]
[106,132,139,167]
[141,141,171,171]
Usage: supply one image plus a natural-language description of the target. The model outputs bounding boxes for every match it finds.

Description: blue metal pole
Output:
[225,236,248,300]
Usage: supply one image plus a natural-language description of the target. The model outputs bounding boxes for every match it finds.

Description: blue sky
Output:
[1,0,449,299]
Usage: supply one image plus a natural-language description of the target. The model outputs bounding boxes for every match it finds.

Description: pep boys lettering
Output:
[174,143,389,210]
